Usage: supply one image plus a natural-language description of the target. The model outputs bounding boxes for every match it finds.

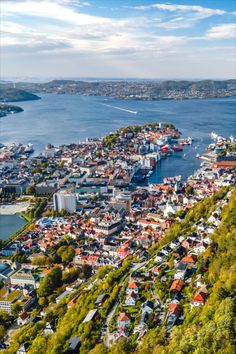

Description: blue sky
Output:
[1,0,236,79]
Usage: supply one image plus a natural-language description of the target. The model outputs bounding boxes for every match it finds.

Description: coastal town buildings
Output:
[0,123,235,351]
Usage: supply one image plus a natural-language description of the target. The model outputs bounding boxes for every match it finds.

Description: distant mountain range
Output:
[0,79,235,101]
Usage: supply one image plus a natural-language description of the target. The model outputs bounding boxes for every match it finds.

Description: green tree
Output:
[37,267,62,298]
[97,266,112,279]
[25,186,36,195]
[57,246,75,264]
[81,264,92,279]
[110,338,134,354]
[11,302,22,317]
[185,185,194,195]
[0,325,6,340]
[62,268,79,284]
[89,343,108,354]
[28,336,48,354]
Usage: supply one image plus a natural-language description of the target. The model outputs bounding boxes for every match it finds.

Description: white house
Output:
[125,292,137,307]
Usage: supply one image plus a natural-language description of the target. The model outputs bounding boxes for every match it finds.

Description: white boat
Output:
[187,136,193,144]
[24,143,34,153]
[210,132,218,139]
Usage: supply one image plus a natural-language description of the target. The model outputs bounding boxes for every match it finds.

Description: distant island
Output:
[0,87,40,102]
[12,79,236,101]
[0,103,24,117]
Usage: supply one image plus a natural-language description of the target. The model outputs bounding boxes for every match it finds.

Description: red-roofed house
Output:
[191,291,207,307]
[117,247,130,259]
[170,279,185,293]
[181,255,197,264]
[169,303,182,317]
[151,266,161,276]
[127,281,139,294]
[117,312,131,328]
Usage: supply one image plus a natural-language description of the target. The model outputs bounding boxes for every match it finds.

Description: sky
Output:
[1,0,236,79]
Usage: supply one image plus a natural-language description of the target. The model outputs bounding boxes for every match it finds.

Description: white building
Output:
[53,191,77,213]
[10,268,36,289]
[164,202,177,217]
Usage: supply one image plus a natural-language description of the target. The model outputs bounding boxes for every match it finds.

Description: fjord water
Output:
[0,214,26,240]
[1,94,236,183]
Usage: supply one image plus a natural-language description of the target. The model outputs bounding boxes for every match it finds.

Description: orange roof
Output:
[170,279,184,292]
[192,292,206,304]
[43,269,51,275]
[117,247,129,252]
[137,219,150,224]
[128,281,139,289]
[182,255,197,263]
[169,303,182,315]
[151,266,161,273]
[68,299,76,308]
[118,312,130,322]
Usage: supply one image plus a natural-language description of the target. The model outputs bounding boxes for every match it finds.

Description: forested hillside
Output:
[2,188,235,354]
[135,187,236,354]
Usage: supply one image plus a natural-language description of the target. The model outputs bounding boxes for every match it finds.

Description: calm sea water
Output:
[0,214,27,240]
[0,94,235,181]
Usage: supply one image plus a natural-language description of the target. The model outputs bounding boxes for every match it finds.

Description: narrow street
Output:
[104,300,119,347]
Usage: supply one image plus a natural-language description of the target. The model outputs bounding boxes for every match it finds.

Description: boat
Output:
[161,144,169,152]
[171,145,183,152]
[210,132,218,139]
[187,137,193,144]
[24,143,34,153]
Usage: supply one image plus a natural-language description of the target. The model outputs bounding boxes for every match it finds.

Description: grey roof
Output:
[82,309,97,323]
[68,336,81,351]
[95,293,109,305]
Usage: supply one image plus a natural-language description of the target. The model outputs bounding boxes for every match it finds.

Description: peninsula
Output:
[0,87,40,102]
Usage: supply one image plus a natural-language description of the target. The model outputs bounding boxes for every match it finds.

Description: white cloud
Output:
[2,0,108,25]
[1,0,235,78]
[60,0,91,6]
[1,0,188,55]
[206,23,236,39]
[1,21,26,34]
[131,3,227,30]
[134,3,225,16]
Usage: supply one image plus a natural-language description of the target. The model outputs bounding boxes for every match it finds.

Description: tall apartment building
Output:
[53,191,77,213]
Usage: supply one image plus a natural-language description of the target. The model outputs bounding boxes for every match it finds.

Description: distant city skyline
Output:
[1,0,236,79]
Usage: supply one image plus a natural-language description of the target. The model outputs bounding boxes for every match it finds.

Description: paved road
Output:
[104,300,119,347]
[131,261,148,272]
